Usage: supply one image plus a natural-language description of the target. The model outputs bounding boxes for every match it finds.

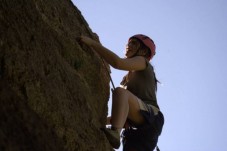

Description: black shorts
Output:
[122,101,164,151]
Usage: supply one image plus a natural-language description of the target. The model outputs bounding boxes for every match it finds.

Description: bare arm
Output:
[79,36,146,71]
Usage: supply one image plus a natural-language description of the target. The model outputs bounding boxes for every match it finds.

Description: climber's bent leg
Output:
[103,87,145,149]
[111,87,145,130]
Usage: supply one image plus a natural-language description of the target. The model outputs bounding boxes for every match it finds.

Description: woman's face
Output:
[125,38,140,58]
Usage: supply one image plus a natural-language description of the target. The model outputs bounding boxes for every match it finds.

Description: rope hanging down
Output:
[101,59,115,91]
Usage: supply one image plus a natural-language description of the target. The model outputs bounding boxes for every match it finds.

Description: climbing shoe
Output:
[102,128,120,149]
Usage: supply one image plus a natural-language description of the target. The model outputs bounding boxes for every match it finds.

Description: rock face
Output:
[0,0,112,151]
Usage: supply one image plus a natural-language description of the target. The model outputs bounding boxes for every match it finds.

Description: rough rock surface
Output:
[0,0,112,151]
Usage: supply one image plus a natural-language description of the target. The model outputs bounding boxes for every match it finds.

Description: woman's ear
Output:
[134,41,141,52]
[136,48,147,56]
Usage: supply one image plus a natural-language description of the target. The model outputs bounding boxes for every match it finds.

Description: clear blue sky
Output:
[73,1,227,151]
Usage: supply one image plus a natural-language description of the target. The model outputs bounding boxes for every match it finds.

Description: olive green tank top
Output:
[120,60,159,109]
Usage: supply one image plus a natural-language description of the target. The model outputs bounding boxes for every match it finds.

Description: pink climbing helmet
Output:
[129,34,156,60]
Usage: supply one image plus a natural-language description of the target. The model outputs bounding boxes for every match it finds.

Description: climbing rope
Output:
[101,58,115,91]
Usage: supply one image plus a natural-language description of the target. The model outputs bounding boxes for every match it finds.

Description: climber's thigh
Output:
[126,90,145,125]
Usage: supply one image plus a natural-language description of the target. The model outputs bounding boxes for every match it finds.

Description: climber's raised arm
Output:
[78,36,146,71]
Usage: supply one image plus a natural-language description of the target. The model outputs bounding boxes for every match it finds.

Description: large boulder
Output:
[0,0,112,150]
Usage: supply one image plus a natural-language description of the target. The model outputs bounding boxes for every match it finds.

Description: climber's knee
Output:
[113,87,125,93]
[112,87,129,104]
[113,87,128,97]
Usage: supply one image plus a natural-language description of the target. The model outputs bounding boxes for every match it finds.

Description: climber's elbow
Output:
[111,62,120,69]
[111,58,123,70]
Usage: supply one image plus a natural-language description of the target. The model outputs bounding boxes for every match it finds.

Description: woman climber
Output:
[79,34,164,151]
